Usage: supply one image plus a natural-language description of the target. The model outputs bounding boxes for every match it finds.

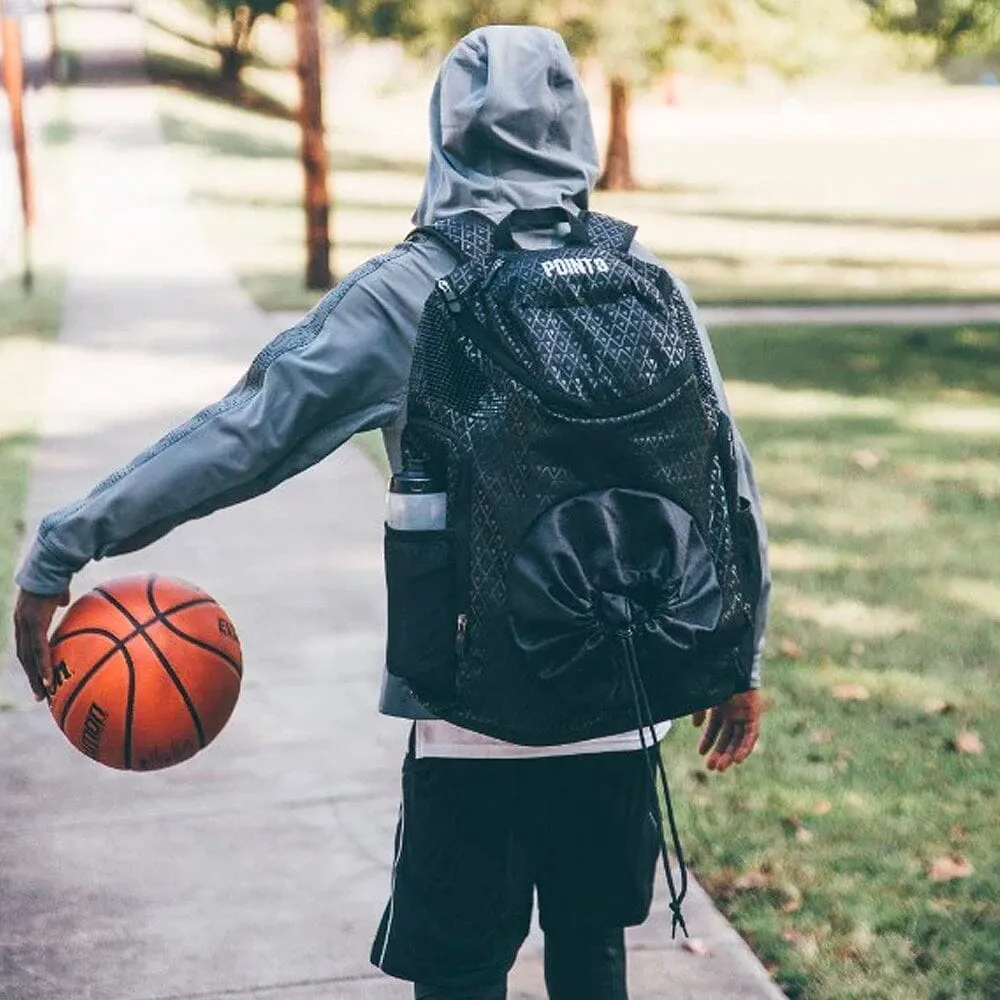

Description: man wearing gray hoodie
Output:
[14,24,769,1000]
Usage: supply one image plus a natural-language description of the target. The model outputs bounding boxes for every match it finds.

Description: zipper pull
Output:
[455,613,468,656]
[437,278,462,315]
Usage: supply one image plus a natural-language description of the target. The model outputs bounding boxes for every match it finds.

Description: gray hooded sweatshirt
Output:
[17,26,770,717]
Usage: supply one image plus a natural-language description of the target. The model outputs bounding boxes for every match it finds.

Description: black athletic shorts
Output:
[370,742,660,987]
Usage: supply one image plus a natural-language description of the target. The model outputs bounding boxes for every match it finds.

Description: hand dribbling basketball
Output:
[15,575,242,771]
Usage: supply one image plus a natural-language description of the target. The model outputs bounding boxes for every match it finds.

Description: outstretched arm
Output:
[14,245,437,696]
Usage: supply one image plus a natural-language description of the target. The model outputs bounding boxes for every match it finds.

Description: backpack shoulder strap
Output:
[407,211,498,269]
[580,210,639,256]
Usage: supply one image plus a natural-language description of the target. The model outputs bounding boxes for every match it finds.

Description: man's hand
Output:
[692,689,762,772]
[13,588,71,701]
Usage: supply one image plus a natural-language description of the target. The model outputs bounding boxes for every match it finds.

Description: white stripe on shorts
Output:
[377,796,406,969]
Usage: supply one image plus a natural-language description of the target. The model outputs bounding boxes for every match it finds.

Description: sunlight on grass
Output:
[901,457,1000,496]
[727,382,897,421]
[906,402,1000,436]
[794,663,978,712]
[940,578,1000,622]
[811,496,932,538]
[783,595,919,638]
[768,541,868,573]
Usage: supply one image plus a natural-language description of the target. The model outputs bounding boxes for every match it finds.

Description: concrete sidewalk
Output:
[0,5,785,998]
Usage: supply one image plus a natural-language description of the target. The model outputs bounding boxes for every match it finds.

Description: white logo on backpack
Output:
[541,257,611,278]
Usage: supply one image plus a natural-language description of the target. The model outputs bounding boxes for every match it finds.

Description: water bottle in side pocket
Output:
[385,459,447,531]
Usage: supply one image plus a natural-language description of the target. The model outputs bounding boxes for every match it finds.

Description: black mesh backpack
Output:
[383,206,762,930]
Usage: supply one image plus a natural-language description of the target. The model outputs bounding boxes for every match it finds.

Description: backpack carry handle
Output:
[493,206,590,251]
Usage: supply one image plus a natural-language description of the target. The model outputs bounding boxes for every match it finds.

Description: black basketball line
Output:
[152,616,244,681]
[158,596,217,617]
[91,586,146,633]
[122,642,136,771]
[148,573,218,619]
[52,600,215,650]
[52,625,139,649]
[58,634,126,731]
[96,586,207,750]
[146,579,243,678]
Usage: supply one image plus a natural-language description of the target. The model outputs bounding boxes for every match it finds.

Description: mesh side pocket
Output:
[384,525,458,700]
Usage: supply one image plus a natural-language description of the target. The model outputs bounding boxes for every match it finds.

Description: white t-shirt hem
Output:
[414,718,672,759]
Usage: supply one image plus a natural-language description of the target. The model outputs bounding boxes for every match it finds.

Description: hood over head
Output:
[413,25,599,226]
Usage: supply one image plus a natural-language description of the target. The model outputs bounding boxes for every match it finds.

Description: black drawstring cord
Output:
[619,625,689,938]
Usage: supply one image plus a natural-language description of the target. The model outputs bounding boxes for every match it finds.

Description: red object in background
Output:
[1,9,35,287]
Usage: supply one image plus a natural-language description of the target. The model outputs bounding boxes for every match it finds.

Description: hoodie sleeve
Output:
[16,245,438,596]
[630,241,771,688]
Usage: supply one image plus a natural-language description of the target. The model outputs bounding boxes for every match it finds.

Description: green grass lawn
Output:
[140,0,1000,313]
[0,105,70,657]
[667,323,1000,1000]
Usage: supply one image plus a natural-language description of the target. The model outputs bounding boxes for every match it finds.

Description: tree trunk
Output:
[295,0,332,289]
[1,15,34,290]
[597,77,636,191]
[219,42,245,93]
[219,7,255,96]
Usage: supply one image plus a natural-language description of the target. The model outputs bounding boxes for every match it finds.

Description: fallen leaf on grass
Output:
[813,800,833,816]
[928,855,974,882]
[923,698,956,716]
[952,730,985,755]
[732,870,770,891]
[833,684,870,702]
[781,929,820,959]
[778,636,806,660]
[780,885,803,913]
[781,818,814,844]
[851,449,884,472]
[681,938,713,957]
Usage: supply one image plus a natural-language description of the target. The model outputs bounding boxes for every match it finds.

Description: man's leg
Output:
[371,748,533,996]
[543,926,627,1000]
[414,977,507,1000]
[527,749,661,1000]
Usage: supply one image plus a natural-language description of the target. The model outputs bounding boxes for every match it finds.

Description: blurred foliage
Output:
[328,0,907,82]
[326,0,910,189]
[865,0,1000,59]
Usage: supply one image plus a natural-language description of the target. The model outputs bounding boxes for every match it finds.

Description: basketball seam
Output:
[148,581,243,679]
[52,599,217,649]
[57,631,126,731]
[123,642,136,770]
[96,585,207,750]
[158,596,217,617]
[52,625,139,648]
[150,616,244,680]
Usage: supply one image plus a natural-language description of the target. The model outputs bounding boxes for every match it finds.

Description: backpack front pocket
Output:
[384,525,459,701]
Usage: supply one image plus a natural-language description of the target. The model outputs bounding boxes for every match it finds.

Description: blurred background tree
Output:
[326,0,908,190]
[865,0,1000,60]
[211,0,285,91]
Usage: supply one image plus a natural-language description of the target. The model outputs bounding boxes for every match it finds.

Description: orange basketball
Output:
[46,574,242,771]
